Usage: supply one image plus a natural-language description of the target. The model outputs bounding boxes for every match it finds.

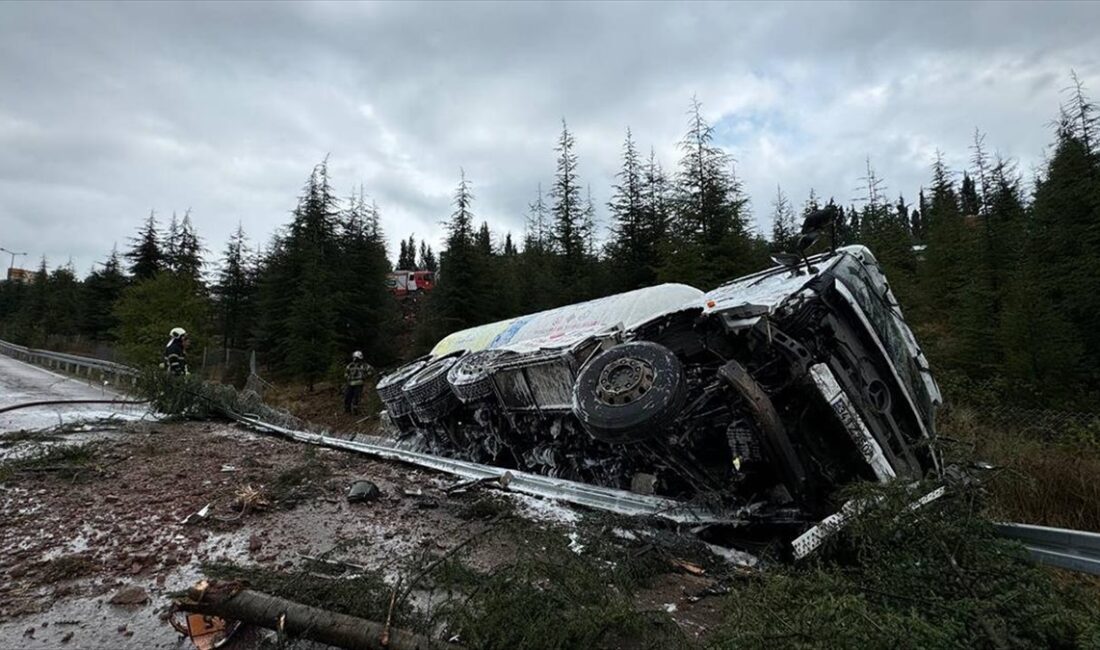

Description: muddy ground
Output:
[0,419,733,649]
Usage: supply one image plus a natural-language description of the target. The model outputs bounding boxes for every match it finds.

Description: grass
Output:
[706,481,1100,649]
[455,494,518,521]
[0,442,102,481]
[425,515,698,649]
[940,406,1100,531]
[266,447,332,507]
[39,554,97,582]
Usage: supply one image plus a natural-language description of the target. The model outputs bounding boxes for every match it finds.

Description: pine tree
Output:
[45,262,80,338]
[1064,70,1098,155]
[126,211,162,280]
[398,238,409,270]
[855,161,917,305]
[163,212,181,272]
[606,128,652,291]
[418,170,490,344]
[960,173,981,216]
[399,235,417,269]
[81,247,129,341]
[663,97,757,287]
[334,187,399,366]
[550,120,586,298]
[423,244,438,272]
[1018,114,1100,400]
[214,224,255,351]
[254,159,342,377]
[418,240,438,272]
[476,222,494,256]
[770,185,798,252]
[519,184,558,313]
[525,183,551,254]
[175,210,205,285]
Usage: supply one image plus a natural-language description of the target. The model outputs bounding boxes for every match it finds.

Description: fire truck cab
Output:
[387,270,435,297]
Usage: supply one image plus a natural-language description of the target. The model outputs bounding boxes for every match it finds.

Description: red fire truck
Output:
[387,270,435,297]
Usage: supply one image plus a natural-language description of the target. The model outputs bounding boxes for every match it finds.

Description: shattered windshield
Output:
[831,256,935,431]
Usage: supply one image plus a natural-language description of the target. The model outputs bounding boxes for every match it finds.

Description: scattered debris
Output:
[181,503,212,525]
[630,473,658,495]
[670,558,706,576]
[347,479,382,503]
[108,585,148,606]
[444,472,512,495]
[232,484,270,514]
[705,543,760,568]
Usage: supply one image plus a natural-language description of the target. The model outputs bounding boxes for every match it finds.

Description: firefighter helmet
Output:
[352,351,364,360]
[170,327,187,339]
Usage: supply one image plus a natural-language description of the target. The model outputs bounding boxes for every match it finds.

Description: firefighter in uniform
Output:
[164,327,190,376]
[344,351,372,414]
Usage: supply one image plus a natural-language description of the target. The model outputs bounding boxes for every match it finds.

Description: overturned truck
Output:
[377,245,942,545]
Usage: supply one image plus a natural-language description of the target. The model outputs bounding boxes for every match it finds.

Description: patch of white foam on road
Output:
[0,354,149,433]
[508,492,582,525]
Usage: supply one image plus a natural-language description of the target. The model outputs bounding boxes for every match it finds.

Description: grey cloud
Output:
[2,1,1099,273]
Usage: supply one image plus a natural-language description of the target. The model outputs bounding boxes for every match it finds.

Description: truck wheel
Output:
[448,349,512,402]
[403,352,463,408]
[377,357,430,403]
[572,341,686,444]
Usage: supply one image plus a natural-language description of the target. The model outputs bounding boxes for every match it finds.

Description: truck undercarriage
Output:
[377,246,942,546]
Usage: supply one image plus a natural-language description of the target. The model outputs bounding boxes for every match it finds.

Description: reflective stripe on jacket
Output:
[345,361,368,386]
[164,338,188,375]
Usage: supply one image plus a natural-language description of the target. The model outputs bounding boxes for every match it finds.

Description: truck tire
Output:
[572,341,686,444]
[377,357,430,403]
[448,349,513,402]
[403,352,463,408]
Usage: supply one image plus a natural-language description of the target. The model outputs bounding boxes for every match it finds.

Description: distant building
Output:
[6,267,33,284]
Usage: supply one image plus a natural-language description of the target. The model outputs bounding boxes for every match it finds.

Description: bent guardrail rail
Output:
[233,412,744,526]
[0,338,139,386]
[994,522,1100,576]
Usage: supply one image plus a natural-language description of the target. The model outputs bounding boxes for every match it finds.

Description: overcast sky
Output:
[2,1,1098,275]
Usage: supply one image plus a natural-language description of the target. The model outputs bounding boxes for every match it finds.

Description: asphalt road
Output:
[0,353,144,432]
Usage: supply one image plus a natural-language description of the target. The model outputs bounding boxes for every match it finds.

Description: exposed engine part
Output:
[717,359,807,498]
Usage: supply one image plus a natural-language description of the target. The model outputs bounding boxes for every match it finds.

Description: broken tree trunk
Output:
[177,581,460,650]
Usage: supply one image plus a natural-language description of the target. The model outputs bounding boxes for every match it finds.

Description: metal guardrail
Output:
[0,338,139,386]
[995,522,1100,576]
[234,413,744,526]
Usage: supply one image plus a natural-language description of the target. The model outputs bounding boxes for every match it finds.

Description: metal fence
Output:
[0,338,139,388]
[995,523,1100,576]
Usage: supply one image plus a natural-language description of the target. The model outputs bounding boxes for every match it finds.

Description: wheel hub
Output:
[596,357,655,405]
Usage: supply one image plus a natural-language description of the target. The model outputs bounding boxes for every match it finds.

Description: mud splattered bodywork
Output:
[378,246,941,536]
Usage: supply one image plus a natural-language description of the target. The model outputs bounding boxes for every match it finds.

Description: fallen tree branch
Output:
[176,581,461,650]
